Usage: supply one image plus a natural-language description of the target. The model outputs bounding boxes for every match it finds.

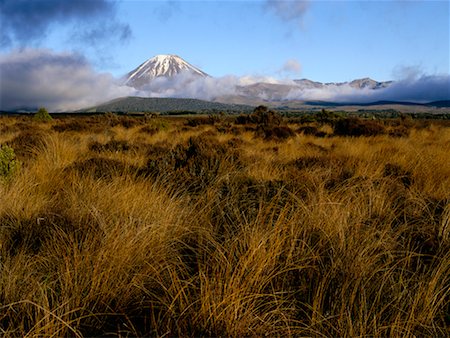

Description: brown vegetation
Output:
[0,112,449,336]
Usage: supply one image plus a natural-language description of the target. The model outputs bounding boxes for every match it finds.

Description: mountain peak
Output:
[124,54,208,88]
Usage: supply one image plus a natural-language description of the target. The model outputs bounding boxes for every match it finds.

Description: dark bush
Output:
[215,123,241,135]
[289,155,356,190]
[383,163,413,187]
[139,126,159,135]
[235,106,282,126]
[67,157,137,179]
[6,130,47,160]
[0,122,33,134]
[253,105,282,126]
[208,177,292,240]
[296,126,319,136]
[291,155,336,170]
[333,117,385,136]
[101,114,142,128]
[234,114,249,125]
[186,115,219,127]
[296,125,328,137]
[257,125,296,141]
[52,119,103,133]
[305,142,329,153]
[117,117,140,129]
[146,141,172,159]
[389,126,410,138]
[315,109,341,124]
[88,140,134,153]
[143,136,240,193]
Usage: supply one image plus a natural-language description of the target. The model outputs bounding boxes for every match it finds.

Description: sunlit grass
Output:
[0,114,449,336]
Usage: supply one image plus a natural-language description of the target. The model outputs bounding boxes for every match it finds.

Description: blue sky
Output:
[106,0,449,82]
[0,0,449,110]
[3,0,449,81]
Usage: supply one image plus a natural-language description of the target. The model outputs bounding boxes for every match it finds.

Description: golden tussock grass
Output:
[0,114,449,336]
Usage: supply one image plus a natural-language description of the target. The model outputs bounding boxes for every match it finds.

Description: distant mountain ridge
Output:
[294,78,392,90]
[348,78,393,90]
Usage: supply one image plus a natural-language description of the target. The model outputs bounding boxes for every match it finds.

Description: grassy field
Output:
[0,111,449,336]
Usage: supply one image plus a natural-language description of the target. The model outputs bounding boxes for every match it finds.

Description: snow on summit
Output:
[124,54,209,89]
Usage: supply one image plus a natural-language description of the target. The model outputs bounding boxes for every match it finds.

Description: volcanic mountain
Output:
[124,54,209,89]
[121,54,398,105]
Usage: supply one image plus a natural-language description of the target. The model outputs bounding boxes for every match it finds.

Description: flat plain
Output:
[0,110,449,336]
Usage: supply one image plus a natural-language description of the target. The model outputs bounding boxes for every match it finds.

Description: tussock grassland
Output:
[0,112,449,337]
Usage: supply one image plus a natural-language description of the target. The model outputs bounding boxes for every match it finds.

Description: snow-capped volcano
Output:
[124,54,208,88]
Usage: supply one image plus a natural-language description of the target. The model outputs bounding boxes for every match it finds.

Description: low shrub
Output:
[139,126,159,135]
[33,107,52,122]
[388,126,410,137]
[0,145,20,181]
[88,139,134,153]
[102,113,142,128]
[67,157,138,179]
[383,163,413,187]
[297,126,319,135]
[333,117,385,136]
[52,119,97,133]
[117,116,140,129]
[6,130,47,160]
[235,106,282,126]
[186,115,220,127]
[146,141,172,159]
[289,154,356,190]
[143,136,241,193]
[256,125,296,141]
[296,125,328,137]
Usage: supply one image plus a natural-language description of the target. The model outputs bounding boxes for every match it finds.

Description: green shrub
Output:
[33,107,52,122]
[0,145,20,181]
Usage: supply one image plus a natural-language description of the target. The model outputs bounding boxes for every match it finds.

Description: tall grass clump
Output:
[0,115,449,336]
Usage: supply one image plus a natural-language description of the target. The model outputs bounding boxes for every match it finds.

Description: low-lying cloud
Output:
[137,74,298,101]
[285,75,450,103]
[0,49,136,111]
[136,72,449,104]
[1,49,448,112]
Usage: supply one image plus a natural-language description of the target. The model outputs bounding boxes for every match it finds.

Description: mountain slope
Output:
[124,55,208,89]
[294,77,392,90]
[83,96,252,113]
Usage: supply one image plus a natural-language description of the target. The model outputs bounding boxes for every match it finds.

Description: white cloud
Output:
[1,49,447,111]
[265,0,310,23]
[280,59,302,75]
[0,49,136,111]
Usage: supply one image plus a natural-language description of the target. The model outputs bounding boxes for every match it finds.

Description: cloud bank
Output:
[136,71,449,104]
[0,49,448,112]
[286,75,450,103]
[0,49,136,111]
[0,0,131,47]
